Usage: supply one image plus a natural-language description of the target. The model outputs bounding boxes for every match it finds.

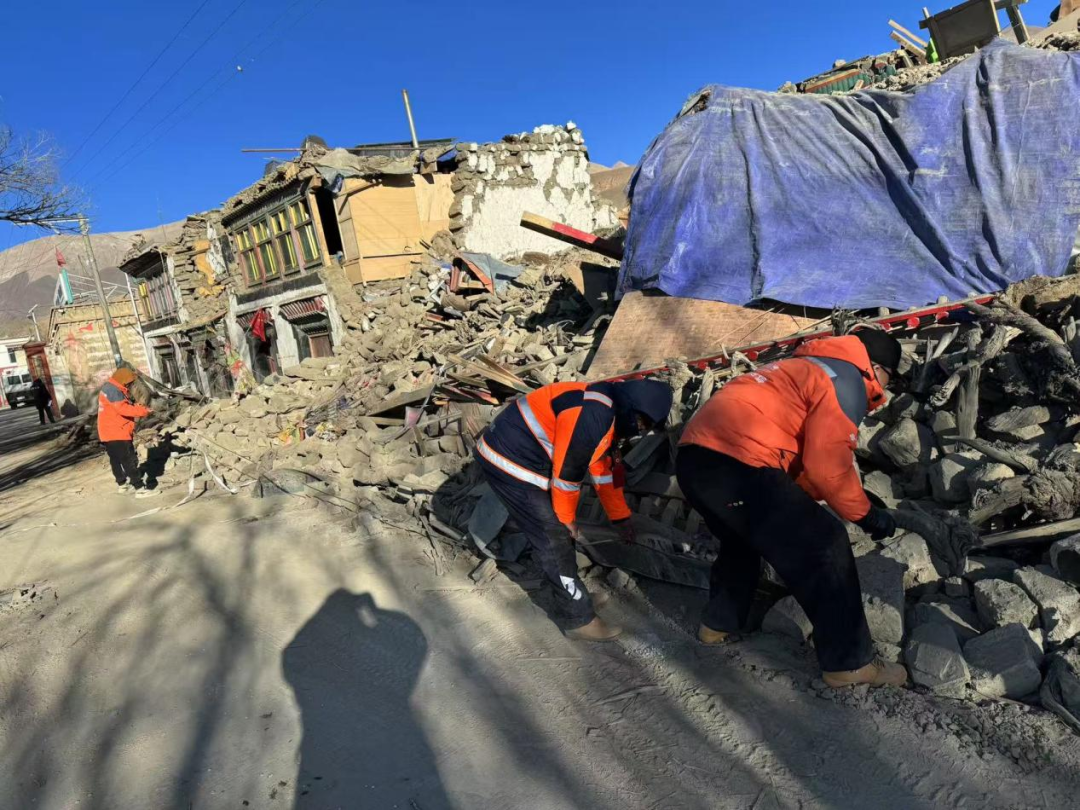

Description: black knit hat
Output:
[853,328,902,374]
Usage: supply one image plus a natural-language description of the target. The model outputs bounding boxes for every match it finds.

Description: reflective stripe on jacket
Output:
[97,380,151,442]
[478,381,631,525]
[679,336,885,523]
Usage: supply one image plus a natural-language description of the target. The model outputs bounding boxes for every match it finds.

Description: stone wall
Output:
[450,124,618,259]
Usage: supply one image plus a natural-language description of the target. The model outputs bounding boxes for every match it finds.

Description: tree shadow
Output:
[282,589,452,809]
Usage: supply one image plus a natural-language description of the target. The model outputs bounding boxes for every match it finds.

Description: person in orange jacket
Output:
[677,330,906,688]
[98,367,158,497]
[476,379,673,641]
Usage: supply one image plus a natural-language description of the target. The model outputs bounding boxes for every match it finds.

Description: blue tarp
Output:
[618,41,1080,311]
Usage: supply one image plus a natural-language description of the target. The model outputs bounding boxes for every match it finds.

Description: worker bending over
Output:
[477,379,672,641]
[677,330,906,688]
[98,367,158,498]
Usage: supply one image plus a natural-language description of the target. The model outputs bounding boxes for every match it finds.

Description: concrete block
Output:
[762,596,813,642]
[1050,534,1080,585]
[1013,567,1080,646]
[962,555,1020,583]
[879,417,935,468]
[880,533,941,589]
[930,453,982,504]
[856,554,905,644]
[913,599,981,643]
[974,579,1038,630]
[963,624,1044,699]
[905,622,969,696]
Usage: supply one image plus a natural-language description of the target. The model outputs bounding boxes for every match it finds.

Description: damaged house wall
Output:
[450,124,618,259]
[44,299,150,414]
[118,213,236,396]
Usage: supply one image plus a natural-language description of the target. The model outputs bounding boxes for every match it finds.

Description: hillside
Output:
[0,222,184,333]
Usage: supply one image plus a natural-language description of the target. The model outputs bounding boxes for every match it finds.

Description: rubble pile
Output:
[159,245,610,522]
[692,277,1080,720]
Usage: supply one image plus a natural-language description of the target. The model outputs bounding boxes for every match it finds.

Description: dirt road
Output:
[2,429,1080,809]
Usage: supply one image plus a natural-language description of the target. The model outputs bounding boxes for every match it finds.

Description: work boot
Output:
[134,488,162,499]
[698,623,731,645]
[566,616,622,642]
[823,657,908,689]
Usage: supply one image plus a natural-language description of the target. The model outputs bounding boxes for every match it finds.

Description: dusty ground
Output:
[3,410,1080,809]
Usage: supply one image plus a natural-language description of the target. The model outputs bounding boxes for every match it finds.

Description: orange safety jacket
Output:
[679,336,885,523]
[97,379,151,442]
[477,381,632,525]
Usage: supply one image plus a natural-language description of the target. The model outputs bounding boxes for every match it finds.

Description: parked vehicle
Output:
[3,370,34,408]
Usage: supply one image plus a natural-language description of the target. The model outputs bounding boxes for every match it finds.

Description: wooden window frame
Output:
[233,198,322,290]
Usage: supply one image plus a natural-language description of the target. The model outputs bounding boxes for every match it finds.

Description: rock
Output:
[174,410,192,428]
[967,463,1015,499]
[863,470,902,509]
[929,453,981,504]
[1013,567,1080,646]
[974,579,1038,630]
[217,407,243,426]
[964,624,1044,699]
[962,555,1020,583]
[335,441,370,470]
[905,622,969,696]
[1051,535,1080,585]
[300,356,333,370]
[267,393,305,415]
[855,554,905,644]
[879,418,935,468]
[880,533,940,589]
[987,406,1052,440]
[929,410,958,454]
[576,551,592,571]
[856,417,889,464]
[238,396,269,418]
[875,642,904,664]
[283,364,331,382]
[607,568,631,589]
[762,596,813,641]
[913,599,981,643]
[943,577,970,598]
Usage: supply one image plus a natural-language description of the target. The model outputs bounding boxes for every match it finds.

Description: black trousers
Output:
[676,444,874,672]
[36,404,54,424]
[104,440,143,488]
[476,454,595,629]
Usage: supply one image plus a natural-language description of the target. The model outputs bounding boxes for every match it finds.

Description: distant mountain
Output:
[0,222,184,322]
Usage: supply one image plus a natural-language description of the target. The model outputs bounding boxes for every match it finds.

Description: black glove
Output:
[856,507,897,542]
[613,518,637,545]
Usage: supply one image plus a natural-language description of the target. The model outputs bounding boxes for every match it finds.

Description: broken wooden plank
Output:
[889,18,929,47]
[520,212,624,261]
[979,517,1080,548]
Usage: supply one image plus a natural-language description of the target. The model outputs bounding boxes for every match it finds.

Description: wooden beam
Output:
[889,19,928,47]
[891,31,928,62]
[519,212,624,261]
[979,517,1080,548]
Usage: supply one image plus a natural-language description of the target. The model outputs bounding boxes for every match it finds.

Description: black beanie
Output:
[853,329,902,374]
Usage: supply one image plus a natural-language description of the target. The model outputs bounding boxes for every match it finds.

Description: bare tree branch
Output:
[0,125,84,229]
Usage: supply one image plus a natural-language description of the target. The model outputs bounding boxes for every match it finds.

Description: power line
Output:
[70,0,253,179]
[62,0,215,169]
[86,0,332,189]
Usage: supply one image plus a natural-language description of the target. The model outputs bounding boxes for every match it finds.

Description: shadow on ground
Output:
[283,590,451,808]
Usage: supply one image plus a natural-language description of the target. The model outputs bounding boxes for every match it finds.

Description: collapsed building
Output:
[53,8,1080,744]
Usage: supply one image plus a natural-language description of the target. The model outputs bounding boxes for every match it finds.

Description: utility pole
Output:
[402,89,419,150]
[80,216,123,368]
[27,305,41,342]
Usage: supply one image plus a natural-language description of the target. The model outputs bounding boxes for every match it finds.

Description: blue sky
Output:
[0,0,1060,247]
